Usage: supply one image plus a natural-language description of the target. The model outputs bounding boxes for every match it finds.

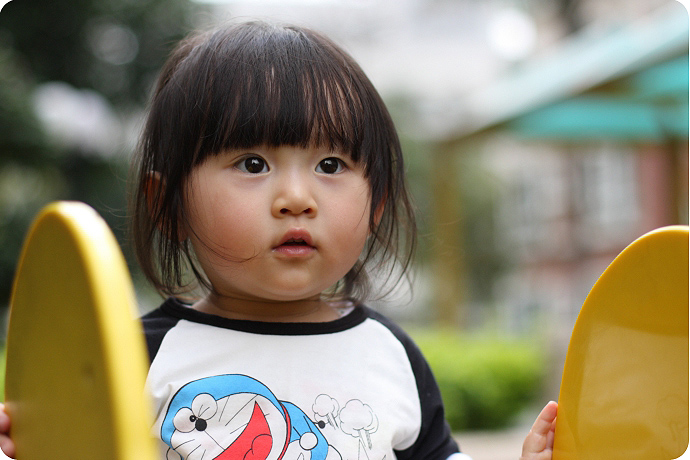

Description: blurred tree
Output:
[0,43,62,310]
[387,94,507,324]
[0,0,196,107]
[555,0,583,33]
[0,43,51,166]
[0,0,199,309]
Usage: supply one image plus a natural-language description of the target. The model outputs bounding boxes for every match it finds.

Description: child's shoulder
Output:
[140,297,185,362]
[362,306,419,345]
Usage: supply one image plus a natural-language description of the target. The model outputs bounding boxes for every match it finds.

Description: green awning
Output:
[508,56,689,142]
[446,3,689,144]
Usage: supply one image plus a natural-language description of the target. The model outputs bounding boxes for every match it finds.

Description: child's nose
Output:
[272,176,317,217]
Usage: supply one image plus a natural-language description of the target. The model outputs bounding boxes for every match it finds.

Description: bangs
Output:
[165,22,387,166]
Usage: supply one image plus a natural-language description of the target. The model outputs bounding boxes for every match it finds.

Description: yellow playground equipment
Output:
[4,201,689,459]
[6,202,156,459]
[553,226,688,459]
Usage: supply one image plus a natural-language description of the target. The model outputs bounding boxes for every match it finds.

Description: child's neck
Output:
[191,293,347,323]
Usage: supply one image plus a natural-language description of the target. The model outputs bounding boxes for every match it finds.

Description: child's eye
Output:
[236,156,268,174]
[316,157,344,174]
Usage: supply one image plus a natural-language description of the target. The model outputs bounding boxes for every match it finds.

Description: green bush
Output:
[412,331,545,431]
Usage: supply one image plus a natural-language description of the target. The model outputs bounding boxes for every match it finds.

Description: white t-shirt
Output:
[142,297,467,460]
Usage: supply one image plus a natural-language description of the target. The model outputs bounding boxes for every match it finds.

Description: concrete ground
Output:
[455,424,532,460]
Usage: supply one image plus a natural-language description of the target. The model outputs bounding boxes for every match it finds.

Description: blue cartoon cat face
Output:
[168,392,288,459]
[161,375,339,460]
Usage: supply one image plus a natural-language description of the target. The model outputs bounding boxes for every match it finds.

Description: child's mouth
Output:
[282,238,308,246]
[274,235,315,256]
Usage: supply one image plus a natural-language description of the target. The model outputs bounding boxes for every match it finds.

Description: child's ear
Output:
[372,199,385,228]
[143,171,163,218]
[144,171,188,242]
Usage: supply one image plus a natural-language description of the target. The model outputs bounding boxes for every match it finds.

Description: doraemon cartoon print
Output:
[162,374,342,460]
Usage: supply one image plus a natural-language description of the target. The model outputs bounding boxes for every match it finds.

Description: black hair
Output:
[130,20,416,302]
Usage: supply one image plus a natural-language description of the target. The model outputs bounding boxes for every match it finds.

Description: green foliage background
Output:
[0,0,198,311]
[413,331,546,431]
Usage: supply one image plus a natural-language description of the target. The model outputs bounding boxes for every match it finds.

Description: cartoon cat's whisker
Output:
[219,396,230,421]
[172,439,194,449]
[226,422,249,438]
[202,430,225,449]
[187,444,202,457]
[223,396,258,426]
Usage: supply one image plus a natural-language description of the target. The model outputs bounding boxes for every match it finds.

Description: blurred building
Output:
[428,2,688,338]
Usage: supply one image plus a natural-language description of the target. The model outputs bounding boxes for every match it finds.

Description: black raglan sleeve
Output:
[140,300,182,364]
[366,309,461,460]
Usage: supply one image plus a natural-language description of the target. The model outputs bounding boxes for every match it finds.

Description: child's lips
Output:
[273,229,315,256]
[274,243,316,257]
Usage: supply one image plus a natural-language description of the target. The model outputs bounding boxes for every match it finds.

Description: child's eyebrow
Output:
[212,147,262,158]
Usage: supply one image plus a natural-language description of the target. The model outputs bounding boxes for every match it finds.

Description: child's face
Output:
[183,145,372,306]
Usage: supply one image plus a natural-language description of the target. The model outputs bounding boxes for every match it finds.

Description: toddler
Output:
[0,20,556,460]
